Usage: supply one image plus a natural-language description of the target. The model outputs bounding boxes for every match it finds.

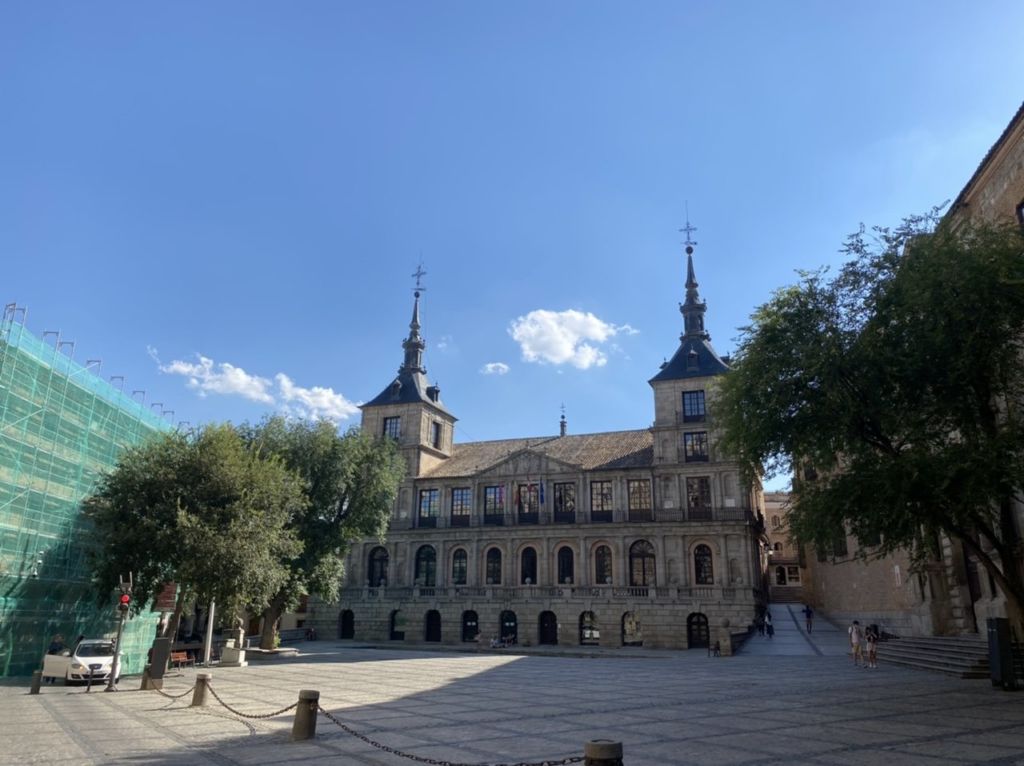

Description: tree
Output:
[238,417,404,649]
[85,424,304,637]
[716,214,1024,631]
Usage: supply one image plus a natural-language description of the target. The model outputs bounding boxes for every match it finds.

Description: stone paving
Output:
[2,613,1023,766]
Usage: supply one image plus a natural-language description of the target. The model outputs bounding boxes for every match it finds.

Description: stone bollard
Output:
[30,670,43,695]
[584,739,623,765]
[290,689,320,741]
[139,667,163,691]
[191,673,212,707]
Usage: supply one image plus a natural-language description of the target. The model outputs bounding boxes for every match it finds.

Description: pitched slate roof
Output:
[649,336,731,382]
[420,429,654,479]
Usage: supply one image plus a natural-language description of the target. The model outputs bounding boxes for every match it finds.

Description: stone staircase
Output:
[880,634,990,679]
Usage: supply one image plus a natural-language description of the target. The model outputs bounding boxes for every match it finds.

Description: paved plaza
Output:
[3,606,1023,766]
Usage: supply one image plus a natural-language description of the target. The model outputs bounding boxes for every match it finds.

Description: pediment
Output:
[475,449,579,479]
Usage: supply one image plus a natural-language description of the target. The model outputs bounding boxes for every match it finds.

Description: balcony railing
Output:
[627,509,653,522]
[590,510,613,523]
[342,584,751,604]
[517,512,539,525]
[450,514,470,528]
[417,516,437,528]
[553,511,576,524]
[483,513,504,526]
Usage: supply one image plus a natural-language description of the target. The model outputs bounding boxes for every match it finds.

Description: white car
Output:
[42,639,118,684]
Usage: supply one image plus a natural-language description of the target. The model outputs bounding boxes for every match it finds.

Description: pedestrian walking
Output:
[865,626,878,669]
[756,615,765,636]
[764,610,773,639]
[801,604,814,633]
[848,620,863,666]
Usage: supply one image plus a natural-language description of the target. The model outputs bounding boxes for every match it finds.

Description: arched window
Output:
[368,546,389,587]
[486,548,502,585]
[775,565,787,585]
[629,540,656,586]
[520,547,537,585]
[771,515,781,529]
[557,547,574,584]
[595,545,613,585]
[451,549,467,585]
[694,544,714,585]
[415,546,436,587]
[773,542,783,552]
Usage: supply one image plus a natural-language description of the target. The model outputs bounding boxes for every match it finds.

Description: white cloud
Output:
[155,350,359,422]
[275,373,359,422]
[508,309,636,370]
[437,335,454,352]
[480,362,510,376]
[159,353,275,404]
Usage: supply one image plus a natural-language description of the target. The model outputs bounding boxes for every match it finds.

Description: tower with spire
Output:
[360,267,456,479]
[649,217,730,466]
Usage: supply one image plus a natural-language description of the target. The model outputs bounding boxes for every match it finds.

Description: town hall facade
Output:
[329,241,767,649]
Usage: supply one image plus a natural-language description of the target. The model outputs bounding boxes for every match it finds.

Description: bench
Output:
[278,628,307,643]
[170,651,194,668]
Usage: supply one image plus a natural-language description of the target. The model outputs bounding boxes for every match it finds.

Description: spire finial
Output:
[679,201,698,255]
[559,403,567,437]
[412,262,427,295]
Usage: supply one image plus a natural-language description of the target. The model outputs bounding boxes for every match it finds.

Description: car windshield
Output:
[76,643,115,657]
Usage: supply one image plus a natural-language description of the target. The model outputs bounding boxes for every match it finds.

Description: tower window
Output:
[684,432,709,462]
[431,421,442,449]
[682,390,705,422]
[383,417,400,440]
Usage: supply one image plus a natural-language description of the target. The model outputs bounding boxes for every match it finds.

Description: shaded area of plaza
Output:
[3,635,1024,766]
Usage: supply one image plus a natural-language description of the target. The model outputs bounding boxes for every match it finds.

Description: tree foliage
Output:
[717,214,1024,626]
[84,424,304,621]
[237,417,405,648]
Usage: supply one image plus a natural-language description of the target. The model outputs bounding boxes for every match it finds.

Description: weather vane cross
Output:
[679,201,698,248]
[412,263,427,292]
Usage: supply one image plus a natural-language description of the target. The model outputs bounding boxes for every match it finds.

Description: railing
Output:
[627,509,653,522]
[341,584,752,604]
[517,512,539,525]
[553,511,576,524]
[450,515,470,527]
[590,510,613,523]
[417,516,437,528]
[483,513,504,526]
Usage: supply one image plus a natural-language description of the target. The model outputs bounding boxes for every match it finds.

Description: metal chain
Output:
[317,704,584,766]
[205,683,299,720]
[152,684,197,700]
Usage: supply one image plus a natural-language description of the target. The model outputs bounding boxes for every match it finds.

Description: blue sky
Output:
[2,2,1022,490]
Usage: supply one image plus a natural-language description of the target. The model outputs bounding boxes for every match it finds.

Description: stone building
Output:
[763,492,804,604]
[800,101,1024,636]
[327,242,766,649]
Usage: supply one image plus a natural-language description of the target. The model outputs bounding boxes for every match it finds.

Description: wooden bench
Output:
[170,650,194,668]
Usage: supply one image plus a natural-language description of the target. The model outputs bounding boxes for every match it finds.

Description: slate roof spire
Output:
[401,289,426,374]
[679,214,709,341]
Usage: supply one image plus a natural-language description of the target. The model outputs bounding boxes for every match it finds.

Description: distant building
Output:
[763,492,804,604]
[800,102,1024,636]
[321,239,766,650]
[0,306,170,676]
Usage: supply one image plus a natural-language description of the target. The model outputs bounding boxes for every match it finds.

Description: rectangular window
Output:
[431,421,442,449]
[484,486,504,513]
[682,390,706,422]
[591,480,613,522]
[383,416,401,440]
[786,566,801,583]
[684,432,709,462]
[554,482,576,522]
[451,487,471,527]
[627,479,652,521]
[517,484,539,521]
[686,477,712,520]
[418,489,439,527]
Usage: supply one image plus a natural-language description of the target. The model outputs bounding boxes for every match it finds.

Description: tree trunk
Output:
[165,589,188,645]
[259,595,287,650]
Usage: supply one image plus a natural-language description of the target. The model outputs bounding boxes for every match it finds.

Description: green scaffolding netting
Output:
[0,315,171,677]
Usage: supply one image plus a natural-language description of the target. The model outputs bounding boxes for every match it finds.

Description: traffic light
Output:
[118,593,130,611]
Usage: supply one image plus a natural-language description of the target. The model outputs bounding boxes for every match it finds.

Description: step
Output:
[882,643,990,661]
[878,654,990,679]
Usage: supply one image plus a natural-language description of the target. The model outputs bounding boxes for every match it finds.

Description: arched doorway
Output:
[579,611,599,645]
[500,610,518,645]
[389,610,405,641]
[521,547,537,584]
[368,546,388,586]
[775,565,788,585]
[462,611,479,642]
[339,609,354,639]
[424,610,442,642]
[629,540,656,586]
[687,612,709,648]
[622,612,643,646]
[539,611,558,645]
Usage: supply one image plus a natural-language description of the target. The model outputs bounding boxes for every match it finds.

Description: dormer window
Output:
[390,380,402,400]
[687,348,699,371]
